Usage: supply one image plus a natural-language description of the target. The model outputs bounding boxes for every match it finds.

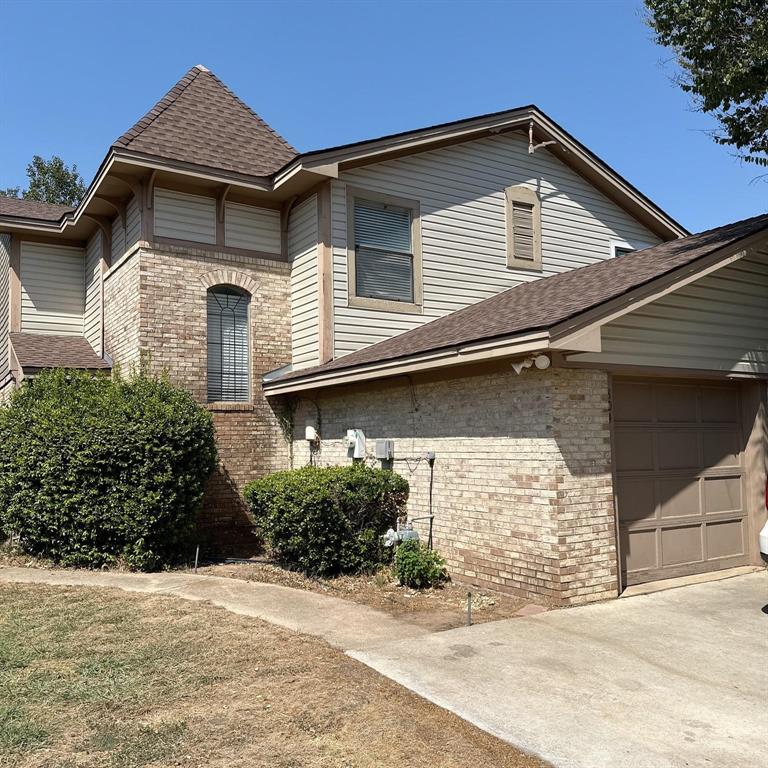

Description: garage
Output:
[614,377,750,586]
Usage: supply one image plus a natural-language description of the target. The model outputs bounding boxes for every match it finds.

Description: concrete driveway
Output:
[348,572,768,768]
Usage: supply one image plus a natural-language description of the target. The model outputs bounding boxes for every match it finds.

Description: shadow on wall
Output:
[196,465,262,559]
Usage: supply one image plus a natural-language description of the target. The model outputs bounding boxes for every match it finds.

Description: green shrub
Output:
[244,464,408,577]
[393,540,447,589]
[0,369,217,570]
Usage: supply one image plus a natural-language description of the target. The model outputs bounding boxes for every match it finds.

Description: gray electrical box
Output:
[375,439,395,460]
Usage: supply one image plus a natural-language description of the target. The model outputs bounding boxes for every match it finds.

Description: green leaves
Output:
[0,369,217,569]
[393,540,447,589]
[244,464,409,577]
[646,0,768,167]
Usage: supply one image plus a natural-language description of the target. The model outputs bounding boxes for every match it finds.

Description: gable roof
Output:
[10,333,110,372]
[0,197,73,223]
[113,65,297,178]
[266,211,768,391]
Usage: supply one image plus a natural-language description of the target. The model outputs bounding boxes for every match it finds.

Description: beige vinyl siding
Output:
[332,132,661,357]
[225,202,281,254]
[84,231,102,353]
[20,241,85,335]
[0,234,9,378]
[573,250,768,375]
[126,194,141,251]
[154,188,216,244]
[289,195,319,369]
[111,213,125,264]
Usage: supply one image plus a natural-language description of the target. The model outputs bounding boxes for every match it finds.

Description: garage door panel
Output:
[702,431,741,468]
[615,378,748,586]
[701,387,740,424]
[705,519,745,559]
[656,432,699,470]
[660,525,703,567]
[703,475,742,514]
[622,528,657,573]
[615,431,654,471]
[656,385,698,423]
[616,478,657,522]
[658,477,700,518]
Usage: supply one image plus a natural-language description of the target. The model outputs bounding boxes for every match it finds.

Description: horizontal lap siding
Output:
[20,241,85,335]
[126,194,141,251]
[333,132,660,357]
[154,188,216,244]
[576,250,768,374]
[0,235,9,377]
[289,195,319,368]
[111,213,126,264]
[225,202,281,255]
[84,231,102,353]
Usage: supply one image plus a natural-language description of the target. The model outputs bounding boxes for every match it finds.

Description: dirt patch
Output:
[0,583,548,768]
[195,559,552,631]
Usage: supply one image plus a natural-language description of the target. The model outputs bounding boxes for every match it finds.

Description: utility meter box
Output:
[375,439,395,461]
[345,429,366,459]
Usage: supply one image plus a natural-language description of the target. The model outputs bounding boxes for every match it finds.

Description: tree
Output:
[0,155,86,205]
[646,0,768,167]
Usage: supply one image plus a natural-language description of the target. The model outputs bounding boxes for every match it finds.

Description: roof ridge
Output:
[202,68,297,155]
[114,66,203,148]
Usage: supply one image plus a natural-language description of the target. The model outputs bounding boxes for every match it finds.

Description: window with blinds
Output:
[207,287,249,402]
[505,185,542,270]
[353,199,414,303]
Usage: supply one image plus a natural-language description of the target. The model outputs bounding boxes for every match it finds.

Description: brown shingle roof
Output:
[113,65,297,178]
[10,333,110,372]
[274,211,768,384]
[0,197,73,222]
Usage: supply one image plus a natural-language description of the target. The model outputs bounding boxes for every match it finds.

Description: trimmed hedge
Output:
[0,369,217,570]
[244,464,409,576]
[393,539,447,589]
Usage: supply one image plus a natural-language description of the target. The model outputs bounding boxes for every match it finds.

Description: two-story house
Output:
[2,65,766,604]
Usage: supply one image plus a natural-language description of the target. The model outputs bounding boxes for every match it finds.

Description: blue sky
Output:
[1,0,765,232]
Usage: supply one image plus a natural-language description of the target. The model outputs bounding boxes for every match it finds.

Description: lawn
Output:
[0,583,547,768]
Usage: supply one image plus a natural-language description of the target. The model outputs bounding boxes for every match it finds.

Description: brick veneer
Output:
[103,243,292,556]
[290,366,618,605]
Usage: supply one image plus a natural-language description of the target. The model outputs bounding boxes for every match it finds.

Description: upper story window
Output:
[347,188,422,314]
[505,185,542,271]
[612,243,634,258]
[207,286,249,402]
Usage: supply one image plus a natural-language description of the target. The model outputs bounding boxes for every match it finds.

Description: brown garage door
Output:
[614,378,749,586]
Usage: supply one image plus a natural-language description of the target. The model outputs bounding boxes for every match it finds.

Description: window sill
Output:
[348,295,423,314]
[206,402,255,412]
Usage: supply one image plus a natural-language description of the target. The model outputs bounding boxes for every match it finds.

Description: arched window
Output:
[207,286,250,402]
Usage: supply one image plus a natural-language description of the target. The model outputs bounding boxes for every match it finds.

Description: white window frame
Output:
[610,239,634,259]
[505,185,542,271]
[346,186,423,314]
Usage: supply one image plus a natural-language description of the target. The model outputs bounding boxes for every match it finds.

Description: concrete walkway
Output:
[0,566,428,649]
[349,572,768,768]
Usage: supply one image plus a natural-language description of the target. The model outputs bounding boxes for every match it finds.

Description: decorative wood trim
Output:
[280,195,298,262]
[505,184,542,271]
[145,170,157,209]
[95,194,127,228]
[9,236,20,332]
[215,184,231,246]
[317,182,334,363]
[111,173,144,209]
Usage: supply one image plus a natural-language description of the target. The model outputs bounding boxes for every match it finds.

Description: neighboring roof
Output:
[10,333,111,372]
[0,197,73,222]
[269,211,768,387]
[113,64,297,178]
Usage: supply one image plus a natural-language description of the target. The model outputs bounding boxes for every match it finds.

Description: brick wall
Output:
[289,365,618,605]
[103,243,292,556]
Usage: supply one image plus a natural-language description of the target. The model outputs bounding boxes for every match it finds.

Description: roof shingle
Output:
[0,197,73,222]
[274,211,768,383]
[10,333,110,372]
[113,65,297,178]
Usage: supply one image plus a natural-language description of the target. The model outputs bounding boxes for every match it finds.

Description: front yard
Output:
[0,583,546,768]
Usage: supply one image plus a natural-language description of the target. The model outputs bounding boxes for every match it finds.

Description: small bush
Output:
[393,540,447,589]
[0,369,217,570]
[244,464,408,577]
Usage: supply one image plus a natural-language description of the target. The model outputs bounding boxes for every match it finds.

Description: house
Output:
[1,65,765,604]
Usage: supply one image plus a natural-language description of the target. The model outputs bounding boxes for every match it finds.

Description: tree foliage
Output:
[646,0,768,166]
[0,369,217,570]
[0,155,86,205]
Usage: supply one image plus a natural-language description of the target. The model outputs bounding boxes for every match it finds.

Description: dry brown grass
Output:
[195,561,549,631]
[0,583,548,768]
